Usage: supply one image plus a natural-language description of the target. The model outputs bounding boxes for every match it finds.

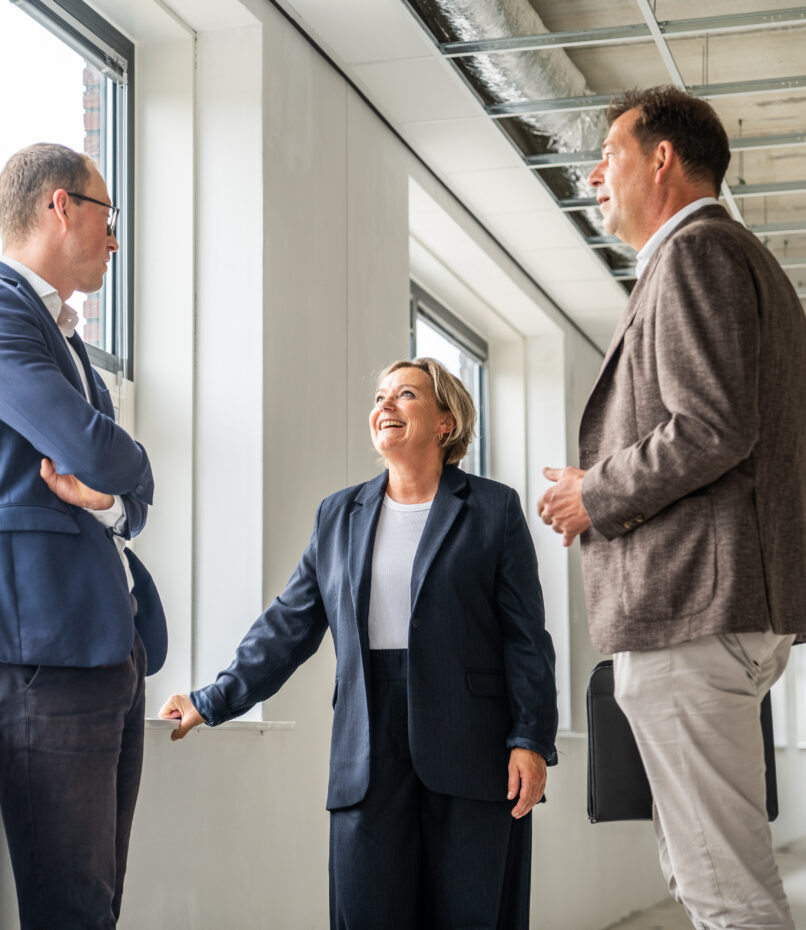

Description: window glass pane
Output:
[0,2,117,353]
[415,315,486,476]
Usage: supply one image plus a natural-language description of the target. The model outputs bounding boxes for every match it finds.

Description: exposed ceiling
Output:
[276,0,806,348]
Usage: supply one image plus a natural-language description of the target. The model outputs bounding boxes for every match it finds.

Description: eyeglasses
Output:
[48,191,120,237]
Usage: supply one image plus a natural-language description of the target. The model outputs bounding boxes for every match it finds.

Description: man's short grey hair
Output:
[377,357,477,466]
[0,143,93,248]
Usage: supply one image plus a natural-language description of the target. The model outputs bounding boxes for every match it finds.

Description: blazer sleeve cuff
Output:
[506,735,558,766]
[582,463,644,541]
[190,685,230,727]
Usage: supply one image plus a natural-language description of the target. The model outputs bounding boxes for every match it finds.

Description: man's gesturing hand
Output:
[537,466,591,547]
[40,458,115,511]
[507,748,547,819]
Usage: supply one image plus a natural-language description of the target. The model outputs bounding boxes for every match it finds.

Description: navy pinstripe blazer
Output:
[192,465,557,809]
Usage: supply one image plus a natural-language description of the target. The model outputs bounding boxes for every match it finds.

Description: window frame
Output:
[12,0,135,379]
[410,281,490,476]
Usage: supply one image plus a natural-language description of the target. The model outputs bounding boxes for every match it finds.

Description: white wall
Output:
[2,1,806,929]
[133,30,196,713]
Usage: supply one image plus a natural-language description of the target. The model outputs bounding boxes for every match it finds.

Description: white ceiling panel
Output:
[481,209,588,251]
[272,0,435,65]
[548,278,627,315]
[444,166,558,214]
[402,117,525,172]
[518,245,618,284]
[351,58,481,124]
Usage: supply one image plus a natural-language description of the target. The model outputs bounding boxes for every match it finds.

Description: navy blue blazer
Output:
[0,261,164,670]
[192,465,558,809]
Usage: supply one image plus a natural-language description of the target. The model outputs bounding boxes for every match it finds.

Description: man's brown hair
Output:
[606,86,731,193]
[0,143,93,248]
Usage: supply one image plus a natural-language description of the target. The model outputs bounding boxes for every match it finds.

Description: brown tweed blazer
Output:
[579,204,806,654]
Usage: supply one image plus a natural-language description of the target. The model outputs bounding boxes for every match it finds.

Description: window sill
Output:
[145,718,296,734]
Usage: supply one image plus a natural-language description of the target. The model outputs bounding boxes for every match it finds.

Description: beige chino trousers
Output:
[614,631,796,930]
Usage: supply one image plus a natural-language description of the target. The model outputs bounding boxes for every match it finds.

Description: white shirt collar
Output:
[0,254,79,336]
[635,197,720,279]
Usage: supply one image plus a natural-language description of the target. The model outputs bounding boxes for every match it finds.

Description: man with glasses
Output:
[0,143,165,929]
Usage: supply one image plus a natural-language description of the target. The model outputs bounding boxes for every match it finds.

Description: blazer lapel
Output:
[0,266,92,402]
[347,472,388,641]
[596,271,649,377]
[410,465,467,613]
[67,333,102,408]
[582,268,654,439]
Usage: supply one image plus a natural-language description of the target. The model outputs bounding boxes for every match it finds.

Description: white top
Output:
[1,255,131,588]
[368,495,433,650]
[635,197,720,279]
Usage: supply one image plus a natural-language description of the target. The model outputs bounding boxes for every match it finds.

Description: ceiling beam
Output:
[486,76,806,119]
[439,7,806,57]
[525,151,602,168]
[588,220,806,247]
[488,94,611,118]
[610,255,806,281]
[689,75,806,100]
[557,197,598,211]
[559,180,806,210]
[611,255,806,281]
[587,235,625,249]
[526,132,806,170]
[442,23,650,56]
[749,221,806,236]
[730,180,806,199]
[730,131,806,152]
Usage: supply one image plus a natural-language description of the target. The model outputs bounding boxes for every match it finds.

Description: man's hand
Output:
[507,748,547,819]
[159,694,206,741]
[40,458,114,511]
[537,466,591,547]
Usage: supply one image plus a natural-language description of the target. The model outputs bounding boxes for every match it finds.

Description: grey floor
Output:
[604,837,806,929]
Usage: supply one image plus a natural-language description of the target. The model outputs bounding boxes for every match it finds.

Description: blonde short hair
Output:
[377,358,476,465]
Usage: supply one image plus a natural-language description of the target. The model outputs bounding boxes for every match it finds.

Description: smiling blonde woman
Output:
[162,357,558,930]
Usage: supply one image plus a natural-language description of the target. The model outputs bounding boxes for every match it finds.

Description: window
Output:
[411,283,488,476]
[0,0,133,377]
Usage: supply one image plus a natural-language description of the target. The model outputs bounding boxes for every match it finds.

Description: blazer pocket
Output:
[622,493,716,622]
[466,668,506,698]
[0,505,79,534]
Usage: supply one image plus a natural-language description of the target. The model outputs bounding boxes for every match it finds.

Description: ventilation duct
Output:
[409,0,636,272]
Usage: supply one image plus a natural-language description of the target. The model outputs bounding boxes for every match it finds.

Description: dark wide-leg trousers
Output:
[0,633,146,930]
[329,649,531,930]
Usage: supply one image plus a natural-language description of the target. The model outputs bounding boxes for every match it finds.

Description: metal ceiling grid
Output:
[402,0,806,305]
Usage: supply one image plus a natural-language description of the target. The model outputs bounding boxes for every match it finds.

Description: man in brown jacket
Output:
[539,86,806,929]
